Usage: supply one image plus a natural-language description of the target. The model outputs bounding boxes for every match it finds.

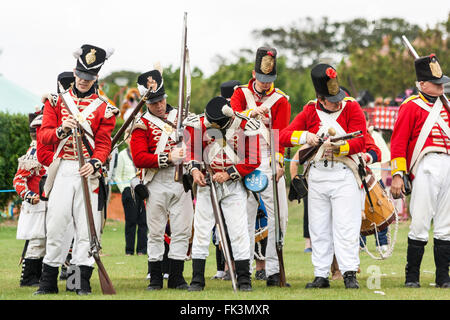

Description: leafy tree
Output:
[253,17,421,70]
[0,112,30,208]
[338,14,449,100]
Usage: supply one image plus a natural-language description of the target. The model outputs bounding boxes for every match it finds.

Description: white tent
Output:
[0,74,41,114]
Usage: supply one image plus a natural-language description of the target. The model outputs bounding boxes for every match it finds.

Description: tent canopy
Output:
[0,74,41,114]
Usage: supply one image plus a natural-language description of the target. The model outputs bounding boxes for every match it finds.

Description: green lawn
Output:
[1,201,449,301]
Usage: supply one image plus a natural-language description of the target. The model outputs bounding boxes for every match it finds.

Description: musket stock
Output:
[205,164,238,292]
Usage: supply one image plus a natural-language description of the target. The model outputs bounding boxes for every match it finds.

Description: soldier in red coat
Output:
[36,72,78,284]
[390,54,450,288]
[130,69,194,291]
[14,113,47,287]
[35,44,118,295]
[280,64,366,289]
[230,47,291,286]
[184,96,261,292]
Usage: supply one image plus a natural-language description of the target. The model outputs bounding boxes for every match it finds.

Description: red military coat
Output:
[130,107,179,169]
[39,89,116,164]
[279,98,366,156]
[390,93,450,179]
[13,141,46,202]
[230,78,291,158]
[365,133,382,164]
[184,114,261,179]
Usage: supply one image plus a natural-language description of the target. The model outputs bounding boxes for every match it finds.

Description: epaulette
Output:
[100,97,120,119]
[275,88,290,100]
[238,84,249,89]
[30,115,43,128]
[17,141,42,171]
[41,93,59,107]
[17,154,42,172]
[131,114,147,132]
[307,99,317,105]
[183,113,202,129]
[343,96,356,102]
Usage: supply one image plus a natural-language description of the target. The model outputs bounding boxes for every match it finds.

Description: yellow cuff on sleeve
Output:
[275,152,284,167]
[242,109,254,117]
[290,131,304,146]
[391,157,407,176]
[334,141,350,157]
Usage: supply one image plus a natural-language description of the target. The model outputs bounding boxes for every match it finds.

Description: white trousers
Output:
[409,153,450,242]
[192,179,250,261]
[308,161,362,278]
[43,160,98,267]
[247,156,288,277]
[25,239,46,259]
[146,167,193,261]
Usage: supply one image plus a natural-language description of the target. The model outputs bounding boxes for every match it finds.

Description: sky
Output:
[0,0,449,96]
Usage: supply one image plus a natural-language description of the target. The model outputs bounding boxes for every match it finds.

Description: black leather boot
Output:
[167,259,188,290]
[188,259,206,292]
[76,265,94,295]
[33,263,59,295]
[147,261,163,290]
[20,258,42,287]
[434,238,450,288]
[305,277,330,289]
[343,271,359,289]
[405,238,427,288]
[267,273,291,287]
[235,260,252,291]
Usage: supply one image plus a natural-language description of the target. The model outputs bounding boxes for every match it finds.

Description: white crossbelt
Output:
[241,87,283,144]
[410,98,450,174]
[142,109,178,183]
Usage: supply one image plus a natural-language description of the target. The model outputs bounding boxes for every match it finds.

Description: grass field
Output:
[1,201,449,301]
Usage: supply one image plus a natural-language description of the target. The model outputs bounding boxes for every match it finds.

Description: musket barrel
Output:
[401,35,419,59]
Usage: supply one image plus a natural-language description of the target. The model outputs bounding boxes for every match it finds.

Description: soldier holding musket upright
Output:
[35,45,118,295]
[184,96,261,292]
[130,69,194,291]
[230,47,291,286]
[390,53,450,289]
[279,64,366,289]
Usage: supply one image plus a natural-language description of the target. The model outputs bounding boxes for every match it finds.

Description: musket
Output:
[401,35,450,114]
[110,87,150,152]
[205,164,238,292]
[268,112,287,287]
[174,12,189,182]
[61,94,116,295]
[18,240,29,266]
[297,130,363,165]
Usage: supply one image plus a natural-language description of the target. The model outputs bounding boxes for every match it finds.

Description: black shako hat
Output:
[28,112,39,133]
[137,70,167,104]
[254,47,277,83]
[205,96,235,129]
[57,71,75,93]
[415,54,450,84]
[73,44,113,81]
[311,63,346,103]
[220,80,241,99]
